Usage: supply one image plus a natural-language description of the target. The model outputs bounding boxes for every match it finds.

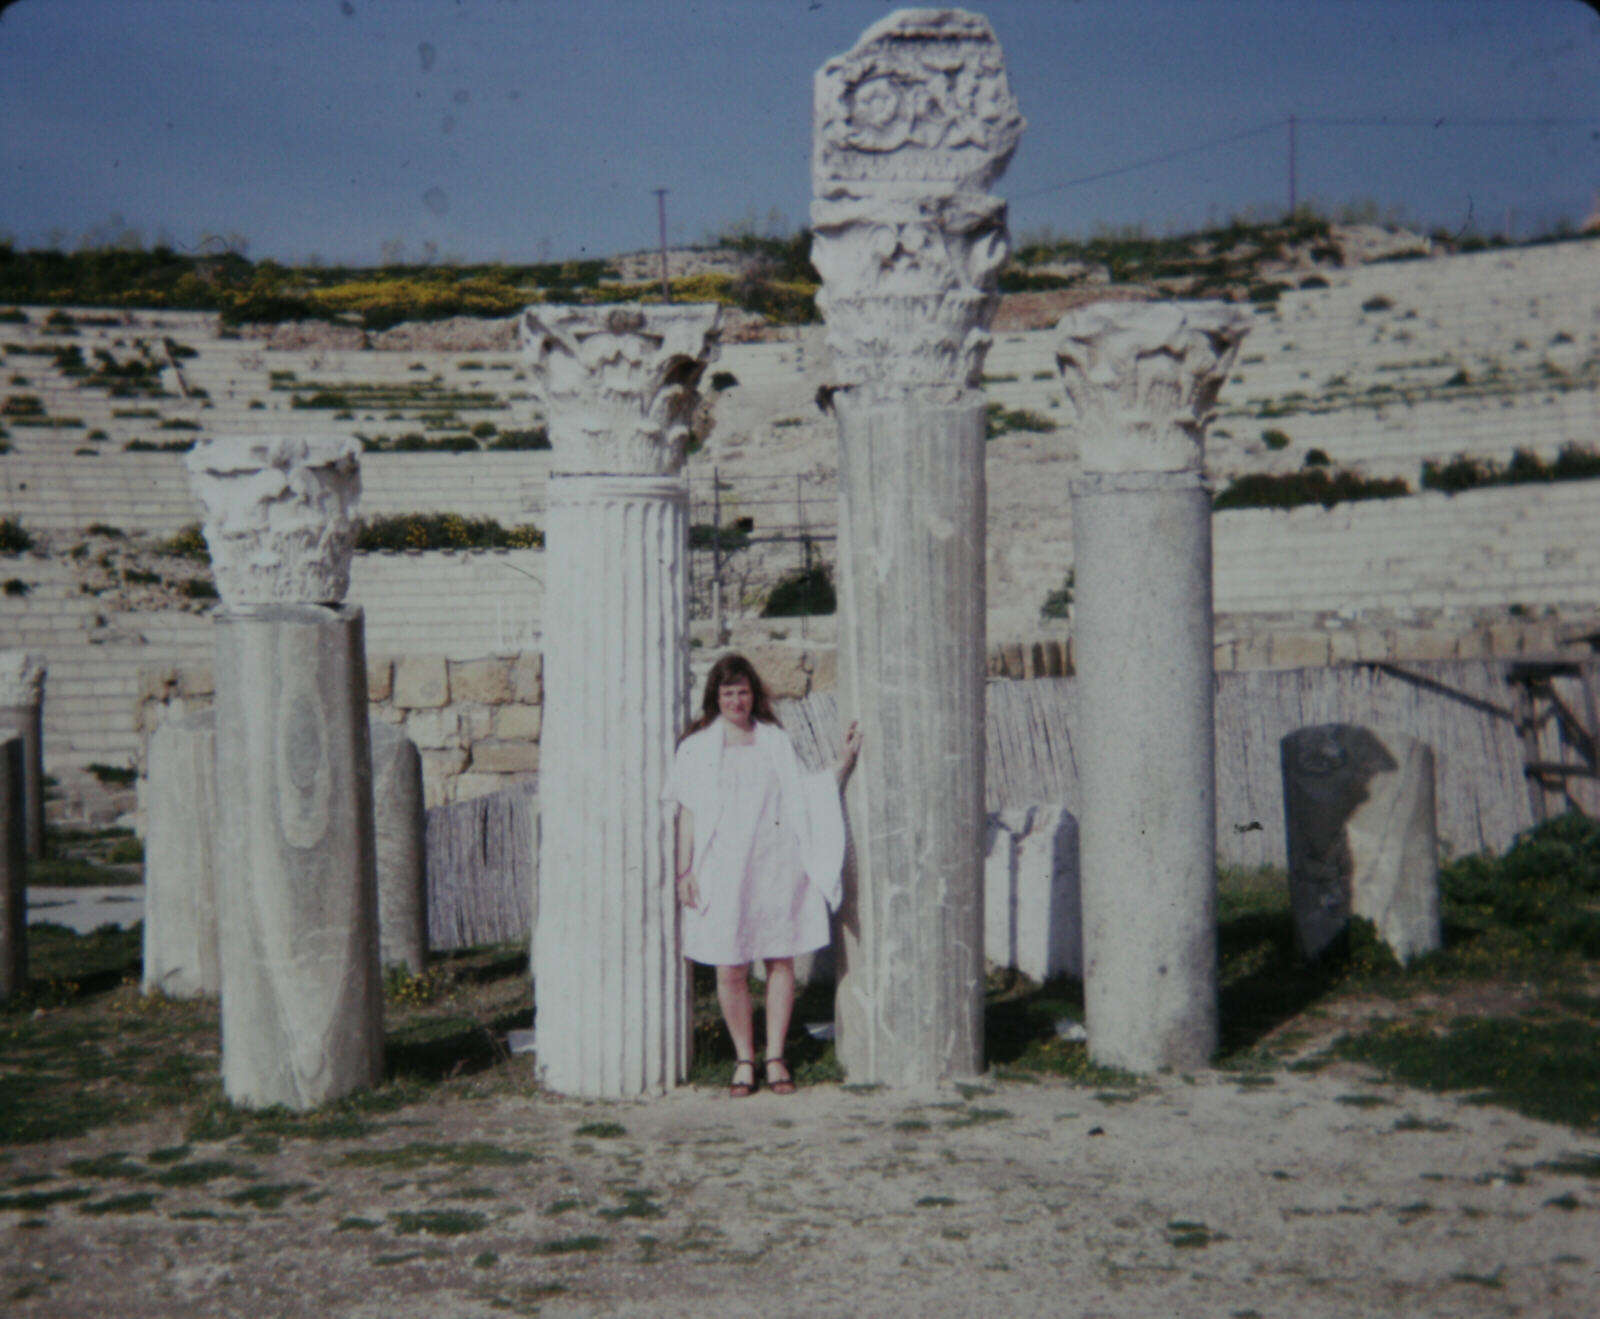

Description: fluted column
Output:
[521,304,720,1097]
[186,434,383,1109]
[0,652,46,859]
[813,9,1023,1084]
[1055,302,1249,1073]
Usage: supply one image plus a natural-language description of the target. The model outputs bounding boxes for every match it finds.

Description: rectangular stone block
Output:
[509,652,543,704]
[745,646,808,699]
[177,665,215,698]
[448,772,517,804]
[1042,640,1066,677]
[470,740,541,774]
[1002,643,1024,678]
[450,657,513,705]
[1388,627,1457,662]
[1522,620,1560,656]
[1269,631,1331,669]
[810,648,837,691]
[394,656,449,709]
[1486,622,1524,656]
[494,703,543,740]
[405,707,460,750]
[1454,628,1493,659]
[367,656,394,702]
[1212,639,1236,671]
[1233,634,1274,670]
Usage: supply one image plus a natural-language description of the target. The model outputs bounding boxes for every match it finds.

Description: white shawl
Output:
[661,716,846,913]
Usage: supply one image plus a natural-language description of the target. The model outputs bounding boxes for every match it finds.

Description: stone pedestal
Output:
[370,720,428,975]
[0,652,46,859]
[521,305,720,1098]
[984,805,1081,982]
[1282,724,1442,964]
[814,8,1023,1086]
[1,737,25,1000]
[188,433,383,1110]
[1057,302,1249,1074]
[142,708,220,998]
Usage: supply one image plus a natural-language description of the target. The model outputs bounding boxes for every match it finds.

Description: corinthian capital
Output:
[811,8,1023,394]
[0,650,45,707]
[519,305,721,476]
[184,434,361,607]
[1055,302,1251,474]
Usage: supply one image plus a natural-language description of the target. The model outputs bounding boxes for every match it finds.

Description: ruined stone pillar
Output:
[0,651,46,859]
[142,708,220,998]
[186,434,383,1110]
[370,719,428,975]
[520,304,720,1097]
[812,9,1023,1084]
[1,737,25,1000]
[1056,302,1249,1073]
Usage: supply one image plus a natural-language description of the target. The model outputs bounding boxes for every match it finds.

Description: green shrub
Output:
[124,439,193,453]
[122,568,161,585]
[179,577,218,601]
[0,517,32,554]
[1261,428,1291,450]
[3,578,29,596]
[1213,468,1409,511]
[987,404,1057,439]
[1299,275,1329,290]
[291,391,350,410]
[1040,571,1074,620]
[470,421,497,439]
[710,371,739,392]
[486,427,550,451]
[390,432,478,453]
[354,513,543,552]
[763,560,835,617]
[689,520,752,553]
[0,308,26,324]
[1361,295,1393,313]
[86,763,137,786]
[1247,281,1288,304]
[1303,448,1331,467]
[159,418,201,431]
[1421,444,1600,495]
[2,394,43,416]
[158,523,210,561]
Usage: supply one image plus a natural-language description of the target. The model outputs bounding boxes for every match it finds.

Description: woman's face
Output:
[717,675,754,728]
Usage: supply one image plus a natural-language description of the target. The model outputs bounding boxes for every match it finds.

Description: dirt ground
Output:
[5,1059,1598,1318]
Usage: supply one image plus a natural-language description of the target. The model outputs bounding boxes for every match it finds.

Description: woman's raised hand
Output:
[675,872,700,908]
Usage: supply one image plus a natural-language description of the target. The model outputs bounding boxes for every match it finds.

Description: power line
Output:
[1015,119,1284,200]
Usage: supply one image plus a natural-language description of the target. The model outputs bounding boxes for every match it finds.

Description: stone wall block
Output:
[810,648,838,692]
[450,658,513,705]
[369,720,428,975]
[212,604,384,1110]
[494,704,544,741]
[0,738,25,1000]
[745,646,808,699]
[367,657,394,702]
[510,652,544,704]
[471,741,541,775]
[1269,631,1332,669]
[394,656,450,709]
[404,707,460,750]
[1282,724,1442,965]
[142,709,220,998]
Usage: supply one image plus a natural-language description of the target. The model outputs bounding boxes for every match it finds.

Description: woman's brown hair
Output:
[681,653,780,741]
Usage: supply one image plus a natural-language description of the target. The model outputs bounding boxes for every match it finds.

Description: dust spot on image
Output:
[423,187,449,216]
[418,42,436,72]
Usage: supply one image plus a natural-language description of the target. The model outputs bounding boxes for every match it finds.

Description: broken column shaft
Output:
[812,9,1023,1084]
[0,651,46,860]
[1056,301,1249,1073]
[521,304,720,1098]
[187,434,384,1109]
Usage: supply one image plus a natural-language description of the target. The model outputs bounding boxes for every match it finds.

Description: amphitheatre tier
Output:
[3,236,1598,787]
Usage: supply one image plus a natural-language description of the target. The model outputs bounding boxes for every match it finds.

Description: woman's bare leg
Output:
[715,963,756,1063]
[762,958,796,1061]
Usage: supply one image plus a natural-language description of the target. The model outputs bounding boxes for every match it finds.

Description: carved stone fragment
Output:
[184,434,361,606]
[142,708,220,998]
[519,304,721,476]
[0,650,46,859]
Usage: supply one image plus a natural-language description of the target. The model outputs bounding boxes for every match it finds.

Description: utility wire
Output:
[1015,119,1283,200]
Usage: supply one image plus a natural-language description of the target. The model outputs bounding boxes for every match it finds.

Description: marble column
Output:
[0,651,46,859]
[1056,302,1249,1074]
[142,708,220,998]
[1,736,25,1000]
[370,719,428,975]
[812,9,1023,1084]
[186,433,383,1110]
[520,304,720,1098]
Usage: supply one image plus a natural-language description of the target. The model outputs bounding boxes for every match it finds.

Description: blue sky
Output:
[2,0,1597,264]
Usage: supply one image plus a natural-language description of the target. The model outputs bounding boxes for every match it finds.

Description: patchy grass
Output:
[389,1208,489,1236]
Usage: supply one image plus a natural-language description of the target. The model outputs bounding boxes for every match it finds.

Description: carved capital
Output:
[519,304,721,476]
[811,8,1022,394]
[0,650,45,707]
[184,434,361,607]
[1054,302,1251,474]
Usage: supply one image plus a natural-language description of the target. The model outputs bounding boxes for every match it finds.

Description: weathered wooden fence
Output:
[422,658,1595,949]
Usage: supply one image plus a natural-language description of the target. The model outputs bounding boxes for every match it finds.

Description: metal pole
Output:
[796,473,808,642]
[711,466,724,644]
[1287,114,1297,218]
[653,189,671,303]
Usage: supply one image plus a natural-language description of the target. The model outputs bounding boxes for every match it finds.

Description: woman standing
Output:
[663,654,861,1096]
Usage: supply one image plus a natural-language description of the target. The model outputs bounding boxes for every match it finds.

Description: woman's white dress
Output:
[681,740,831,966]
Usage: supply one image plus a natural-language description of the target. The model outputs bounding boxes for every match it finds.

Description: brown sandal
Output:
[729,1059,757,1098]
[763,1057,795,1095]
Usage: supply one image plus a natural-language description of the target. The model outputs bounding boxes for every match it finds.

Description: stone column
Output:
[186,434,383,1110]
[520,304,720,1098]
[1056,302,1249,1074]
[1282,724,1442,965]
[812,9,1023,1084]
[0,651,46,859]
[142,708,220,998]
[370,719,428,975]
[1,737,26,1000]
